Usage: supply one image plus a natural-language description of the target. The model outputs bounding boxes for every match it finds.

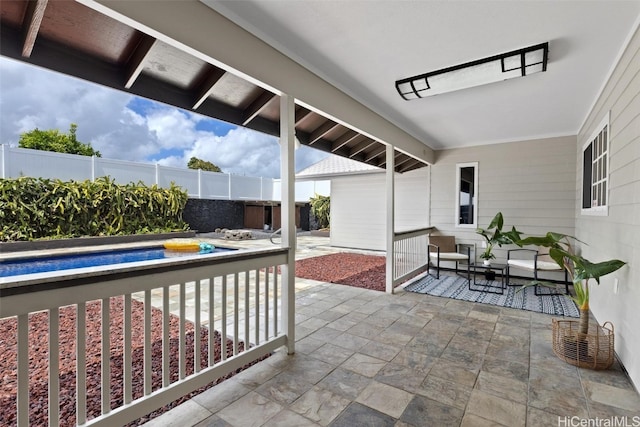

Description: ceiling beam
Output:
[330,130,360,152]
[309,120,339,145]
[398,158,424,173]
[349,139,377,158]
[242,90,276,126]
[125,34,156,89]
[364,145,387,163]
[294,108,312,125]
[393,154,414,169]
[21,0,48,58]
[192,66,226,109]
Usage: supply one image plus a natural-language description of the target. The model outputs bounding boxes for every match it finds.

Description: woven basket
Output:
[552,319,614,370]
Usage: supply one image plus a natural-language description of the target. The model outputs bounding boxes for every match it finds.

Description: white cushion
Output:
[507,259,561,271]
[430,252,469,261]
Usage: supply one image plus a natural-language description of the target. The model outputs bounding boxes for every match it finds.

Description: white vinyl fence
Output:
[0,145,329,202]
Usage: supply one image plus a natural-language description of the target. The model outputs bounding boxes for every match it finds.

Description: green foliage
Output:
[517,232,626,309]
[0,176,189,242]
[476,212,522,260]
[516,232,625,335]
[18,123,101,157]
[309,194,330,229]
[187,157,222,172]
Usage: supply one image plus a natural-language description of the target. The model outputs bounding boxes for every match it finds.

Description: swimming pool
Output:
[0,246,235,278]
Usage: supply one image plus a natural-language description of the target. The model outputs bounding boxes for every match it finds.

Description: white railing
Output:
[392,227,434,287]
[0,145,329,202]
[0,247,290,426]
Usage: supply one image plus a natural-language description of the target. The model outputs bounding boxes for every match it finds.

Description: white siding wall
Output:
[330,167,430,251]
[576,24,640,389]
[430,136,577,264]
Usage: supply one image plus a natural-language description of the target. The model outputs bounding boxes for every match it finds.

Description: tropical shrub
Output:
[309,194,330,229]
[516,232,625,336]
[187,157,222,172]
[0,176,189,241]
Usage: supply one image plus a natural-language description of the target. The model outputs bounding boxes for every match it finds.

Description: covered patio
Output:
[147,272,639,426]
[2,0,640,426]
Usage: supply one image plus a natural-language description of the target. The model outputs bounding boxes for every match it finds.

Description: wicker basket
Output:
[552,319,614,370]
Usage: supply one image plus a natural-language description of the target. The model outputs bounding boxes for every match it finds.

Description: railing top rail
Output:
[393,226,435,240]
[0,247,288,298]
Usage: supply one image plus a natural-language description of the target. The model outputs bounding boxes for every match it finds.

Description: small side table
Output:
[469,262,507,294]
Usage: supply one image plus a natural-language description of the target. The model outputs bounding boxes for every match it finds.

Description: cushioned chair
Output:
[506,248,569,295]
[428,236,470,281]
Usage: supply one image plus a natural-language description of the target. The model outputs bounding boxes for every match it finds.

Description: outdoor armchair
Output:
[428,236,470,281]
[506,248,569,295]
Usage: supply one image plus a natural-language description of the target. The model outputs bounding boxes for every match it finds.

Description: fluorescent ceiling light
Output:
[396,42,549,100]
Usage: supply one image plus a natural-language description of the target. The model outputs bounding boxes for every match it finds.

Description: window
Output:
[582,112,610,215]
[456,162,478,227]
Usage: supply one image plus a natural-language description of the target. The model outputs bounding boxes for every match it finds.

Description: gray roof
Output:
[296,155,382,180]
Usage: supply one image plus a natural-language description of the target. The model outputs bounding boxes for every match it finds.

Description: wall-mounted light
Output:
[395,42,548,100]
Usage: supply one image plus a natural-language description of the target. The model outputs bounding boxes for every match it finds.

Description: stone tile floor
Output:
[144,274,640,427]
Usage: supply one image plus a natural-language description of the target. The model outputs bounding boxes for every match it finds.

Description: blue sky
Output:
[0,57,327,178]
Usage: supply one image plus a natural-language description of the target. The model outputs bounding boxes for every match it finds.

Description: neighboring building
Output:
[297,156,430,251]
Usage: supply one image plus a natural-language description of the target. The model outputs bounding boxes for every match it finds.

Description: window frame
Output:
[581,112,610,217]
[455,162,478,228]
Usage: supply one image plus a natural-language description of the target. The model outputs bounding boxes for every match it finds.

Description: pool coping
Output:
[0,231,196,254]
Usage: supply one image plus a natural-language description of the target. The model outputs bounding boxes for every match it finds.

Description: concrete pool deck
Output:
[133,232,382,344]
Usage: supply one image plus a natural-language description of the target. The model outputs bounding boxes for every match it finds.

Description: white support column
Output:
[385,144,395,294]
[280,93,296,354]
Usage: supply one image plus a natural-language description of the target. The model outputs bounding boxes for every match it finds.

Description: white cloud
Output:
[156,127,330,178]
[0,57,328,179]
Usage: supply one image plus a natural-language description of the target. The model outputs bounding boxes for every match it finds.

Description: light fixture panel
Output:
[396,42,549,100]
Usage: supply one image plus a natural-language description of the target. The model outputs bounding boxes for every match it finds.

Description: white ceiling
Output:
[209,1,640,150]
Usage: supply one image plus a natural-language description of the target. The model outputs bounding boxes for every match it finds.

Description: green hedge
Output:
[0,176,189,242]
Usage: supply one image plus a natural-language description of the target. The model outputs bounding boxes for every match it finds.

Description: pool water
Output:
[0,246,234,278]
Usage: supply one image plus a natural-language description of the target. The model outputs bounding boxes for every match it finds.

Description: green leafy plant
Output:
[187,156,222,172]
[18,123,101,157]
[516,232,626,336]
[476,212,522,262]
[309,194,330,230]
[0,176,189,241]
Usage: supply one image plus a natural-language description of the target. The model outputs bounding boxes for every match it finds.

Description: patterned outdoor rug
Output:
[403,274,579,318]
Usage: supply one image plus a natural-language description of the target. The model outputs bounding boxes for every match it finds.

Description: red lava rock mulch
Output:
[0,297,262,427]
[295,252,386,292]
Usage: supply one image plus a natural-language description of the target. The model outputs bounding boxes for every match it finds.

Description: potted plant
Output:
[476,213,521,279]
[516,232,625,367]
[476,212,516,265]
